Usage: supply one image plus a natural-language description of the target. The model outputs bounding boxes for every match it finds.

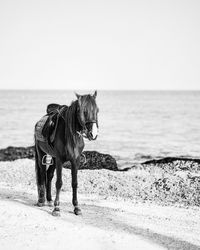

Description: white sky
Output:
[0,0,200,90]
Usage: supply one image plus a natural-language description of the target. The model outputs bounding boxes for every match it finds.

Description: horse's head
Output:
[75,91,99,141]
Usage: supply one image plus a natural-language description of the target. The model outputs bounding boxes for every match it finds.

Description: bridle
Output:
[57,104,98,140]
[77,119,98,139]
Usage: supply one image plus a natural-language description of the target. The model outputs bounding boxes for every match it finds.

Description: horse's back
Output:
[35,103,65,142]
[34,103,69,157]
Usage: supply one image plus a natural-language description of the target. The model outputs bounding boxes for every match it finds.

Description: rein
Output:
[57,105,68,118]
[57,104,86,138]
[58,102,98,140]
[76,120,98,139]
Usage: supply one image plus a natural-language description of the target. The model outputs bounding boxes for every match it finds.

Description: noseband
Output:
[77,119,98,139]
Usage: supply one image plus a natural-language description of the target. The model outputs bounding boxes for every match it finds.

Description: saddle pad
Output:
[35,115,49,142]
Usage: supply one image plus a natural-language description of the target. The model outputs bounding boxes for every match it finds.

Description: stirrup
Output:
[42,154,53,165]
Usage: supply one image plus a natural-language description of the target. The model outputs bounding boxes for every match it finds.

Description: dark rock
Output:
[142,157,200,165]
[0,146,35,161]
[79,151,118,171]
[0,146,118,171]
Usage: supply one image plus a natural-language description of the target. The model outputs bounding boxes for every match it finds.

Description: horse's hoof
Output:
[37,201,45,207]
[74,207,82,215]
[52,207,60,217]
[47,201,54,207]
[52,210,60,217]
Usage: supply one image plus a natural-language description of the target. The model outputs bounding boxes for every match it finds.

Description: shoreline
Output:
[0,145,200,208]
[0,158,200,208]
[1,145,200,170]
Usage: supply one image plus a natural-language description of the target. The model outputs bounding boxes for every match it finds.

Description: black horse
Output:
[34,91,99,216]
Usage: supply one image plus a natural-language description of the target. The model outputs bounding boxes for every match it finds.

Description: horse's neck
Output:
[63,101,82,148]
[65,101,80,134]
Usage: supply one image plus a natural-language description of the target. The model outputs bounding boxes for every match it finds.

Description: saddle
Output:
[37,103,68,145]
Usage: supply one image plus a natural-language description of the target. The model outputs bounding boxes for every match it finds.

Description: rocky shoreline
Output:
[1,145,200,172]
[0,146,200,206]
[0,146,118,171]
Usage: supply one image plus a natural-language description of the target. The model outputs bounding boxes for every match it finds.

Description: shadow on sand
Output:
[0,187,199,250]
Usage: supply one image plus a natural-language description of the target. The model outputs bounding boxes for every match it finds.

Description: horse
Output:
[34,91,99,216]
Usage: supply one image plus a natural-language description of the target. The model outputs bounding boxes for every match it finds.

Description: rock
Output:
[0,146,35,161]
[79,151,118,171]
[0,146,118,171]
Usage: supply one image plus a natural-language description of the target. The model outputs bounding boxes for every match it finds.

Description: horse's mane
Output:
[64,100,81,147]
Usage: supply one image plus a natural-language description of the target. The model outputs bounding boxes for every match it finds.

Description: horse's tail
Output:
[34,135,40,190]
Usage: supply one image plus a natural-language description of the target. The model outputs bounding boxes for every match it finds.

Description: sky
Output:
[0,0,200,90]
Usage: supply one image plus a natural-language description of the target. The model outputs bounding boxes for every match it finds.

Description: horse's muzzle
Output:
[87,131,98,141]
[86,122,98,141]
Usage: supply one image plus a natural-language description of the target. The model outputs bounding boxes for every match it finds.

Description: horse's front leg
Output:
[71,157,82,215]
[52,159,63,216]
[46,162,56,207]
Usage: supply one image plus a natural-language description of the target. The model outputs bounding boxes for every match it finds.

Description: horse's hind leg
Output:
[35,144,46,207]
[46,160,56,207]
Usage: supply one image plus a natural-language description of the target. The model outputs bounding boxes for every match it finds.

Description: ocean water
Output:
[0,90,200,163]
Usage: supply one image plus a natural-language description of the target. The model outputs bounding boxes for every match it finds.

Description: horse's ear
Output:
[93,90,97,99]
[75,92,81,106]
[75,92,80,99]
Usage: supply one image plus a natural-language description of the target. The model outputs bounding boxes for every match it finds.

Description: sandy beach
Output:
[1,0,200,248]
[0,159,200,250]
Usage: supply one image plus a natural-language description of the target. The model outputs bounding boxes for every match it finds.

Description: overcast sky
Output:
[0,0,200,90]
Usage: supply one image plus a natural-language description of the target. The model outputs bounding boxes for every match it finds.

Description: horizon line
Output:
[0,88,200,92]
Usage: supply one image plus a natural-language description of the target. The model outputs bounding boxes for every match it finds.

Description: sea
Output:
[0,90,200,164]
